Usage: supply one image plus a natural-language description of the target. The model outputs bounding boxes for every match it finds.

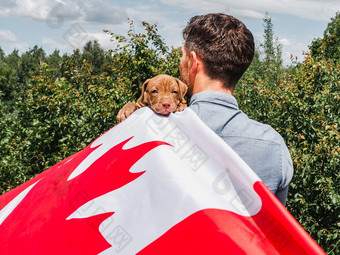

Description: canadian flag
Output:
[0,107,325,254]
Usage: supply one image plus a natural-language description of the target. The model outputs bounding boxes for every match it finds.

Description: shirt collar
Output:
[189,91,239,110]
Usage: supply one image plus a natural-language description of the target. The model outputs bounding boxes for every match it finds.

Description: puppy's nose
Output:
[162,102,171,108]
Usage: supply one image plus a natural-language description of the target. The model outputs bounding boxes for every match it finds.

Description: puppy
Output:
[117,74,187,122]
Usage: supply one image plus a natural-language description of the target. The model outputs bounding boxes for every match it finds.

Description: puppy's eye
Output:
[151,90,158,94]
[172,90,178,94]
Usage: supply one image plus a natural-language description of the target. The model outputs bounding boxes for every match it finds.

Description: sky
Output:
[0,0,339,65]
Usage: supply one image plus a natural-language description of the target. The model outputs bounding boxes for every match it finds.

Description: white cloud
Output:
[41,30,117,53]
[84,31,114,51]
[3,0,339,25]
[0,29,17,43]
[42,37,69,51]
[159,0,340,22]
[272,0,339,21]
[0,29,28,52]
[231,9,264,20]
[81,0,128,25]
[279,35,314,65]
[0,0,15,16]
[3,0,127,25]
[15,0,57,21]
[279,38,291,46]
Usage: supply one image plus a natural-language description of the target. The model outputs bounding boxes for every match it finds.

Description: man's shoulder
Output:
[189,91,287,146]
[242,117,284,144]
[215,109,284,145]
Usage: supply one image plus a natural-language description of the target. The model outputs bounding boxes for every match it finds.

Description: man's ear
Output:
[175,78,188,104]
[136,79,150,107]
[189,51,200,75]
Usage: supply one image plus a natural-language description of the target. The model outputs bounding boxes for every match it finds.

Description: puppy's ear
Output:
[176,78,188,104]
[136,79,150,107]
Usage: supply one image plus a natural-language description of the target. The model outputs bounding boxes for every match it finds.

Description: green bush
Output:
[104,19,181,99]
[0,20,181,193]
[235,53,339,254]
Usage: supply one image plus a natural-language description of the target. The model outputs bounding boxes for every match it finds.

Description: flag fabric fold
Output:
[0,107,325,254]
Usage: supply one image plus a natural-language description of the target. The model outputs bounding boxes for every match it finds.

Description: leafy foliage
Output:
[235,53,339,254]
[0,17,339,254]
[235,13,339,254]
[0,20,181,193]
[310,12,340,62]
[104,19,181,99]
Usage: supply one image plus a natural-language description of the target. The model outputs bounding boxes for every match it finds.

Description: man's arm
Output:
[278,141,294,205]
[275,185,289,205]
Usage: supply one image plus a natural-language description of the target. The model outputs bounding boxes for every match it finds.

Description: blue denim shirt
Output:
[189,91,293,205]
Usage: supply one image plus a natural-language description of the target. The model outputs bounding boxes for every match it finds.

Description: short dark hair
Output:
[183,13,255,88]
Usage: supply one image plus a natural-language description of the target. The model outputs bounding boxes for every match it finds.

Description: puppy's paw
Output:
[176,103,187,112]
[117,103,138,122]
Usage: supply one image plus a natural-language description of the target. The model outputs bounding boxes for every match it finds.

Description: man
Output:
[179,13,293,205]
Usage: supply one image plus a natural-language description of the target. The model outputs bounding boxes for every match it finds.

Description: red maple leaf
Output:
[0,137,168,255]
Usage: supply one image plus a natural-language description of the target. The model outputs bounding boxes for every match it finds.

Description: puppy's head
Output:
[137,74,187,115]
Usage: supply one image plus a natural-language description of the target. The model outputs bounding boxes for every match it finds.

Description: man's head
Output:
[180,13,254,92]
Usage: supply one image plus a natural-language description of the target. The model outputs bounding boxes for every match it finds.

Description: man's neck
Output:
[191,72,233,96]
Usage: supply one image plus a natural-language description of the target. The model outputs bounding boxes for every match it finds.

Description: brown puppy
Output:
[117,74,187,122]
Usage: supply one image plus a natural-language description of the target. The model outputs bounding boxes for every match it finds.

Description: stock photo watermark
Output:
[69,190,133,252]
[212,170,232,195]
[105,225,133,252]
[45,3,88,49]
[45,3,64,29]
[63,24,88,49]
[145,113,209,172]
